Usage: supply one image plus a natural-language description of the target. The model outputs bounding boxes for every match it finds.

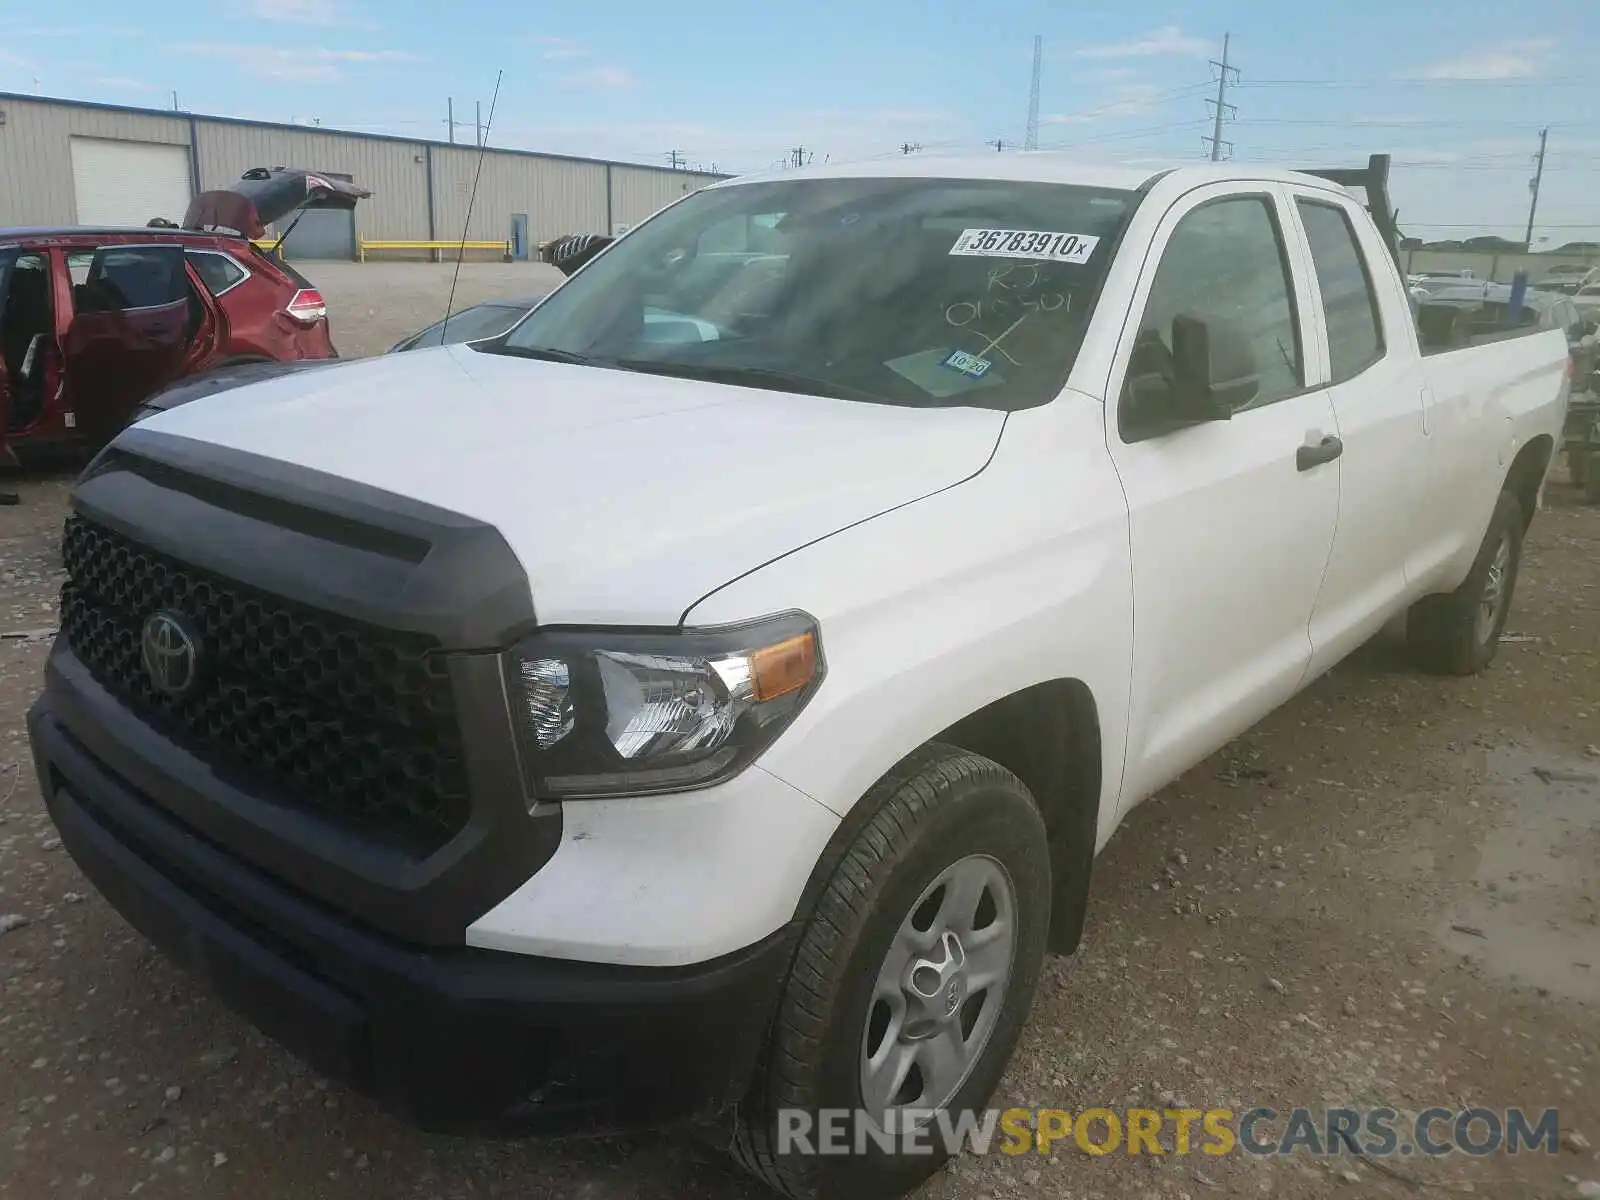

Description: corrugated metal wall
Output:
[0,94,730,254]
[194,122,429,241]
[0,97,189,225]
[430,147,607,247]
[610,166,719,231]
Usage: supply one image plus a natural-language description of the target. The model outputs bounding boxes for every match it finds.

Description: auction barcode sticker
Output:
[949,229,1100,264]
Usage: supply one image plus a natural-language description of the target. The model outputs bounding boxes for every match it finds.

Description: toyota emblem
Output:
[140,611,201,697]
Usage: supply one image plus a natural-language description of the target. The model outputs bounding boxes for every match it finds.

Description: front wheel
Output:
[731,744,1052,1199]
[1405,490,1524,675]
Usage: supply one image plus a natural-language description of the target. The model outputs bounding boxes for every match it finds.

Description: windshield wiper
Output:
[480,343,601,366]
[610,359,891,404]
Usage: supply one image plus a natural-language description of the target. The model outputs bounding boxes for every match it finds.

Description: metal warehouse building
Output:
[0,92,725,259]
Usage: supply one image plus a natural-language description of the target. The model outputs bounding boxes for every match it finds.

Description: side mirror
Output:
[1123,314,1255,440]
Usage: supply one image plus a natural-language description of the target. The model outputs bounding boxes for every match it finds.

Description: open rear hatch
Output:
[182,168,371,241]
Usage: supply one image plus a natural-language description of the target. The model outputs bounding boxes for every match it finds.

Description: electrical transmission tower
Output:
[1203,33,1239,161]
[1025,34,1042,151]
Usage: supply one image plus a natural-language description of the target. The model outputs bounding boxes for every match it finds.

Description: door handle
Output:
[1297,435,1343,472]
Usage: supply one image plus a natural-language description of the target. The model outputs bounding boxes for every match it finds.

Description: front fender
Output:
[686,394,1135,851]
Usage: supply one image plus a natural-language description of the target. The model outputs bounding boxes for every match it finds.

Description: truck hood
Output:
[137,345,1006,625]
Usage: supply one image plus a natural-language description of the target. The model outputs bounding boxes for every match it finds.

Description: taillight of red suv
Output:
[284,288,328,324]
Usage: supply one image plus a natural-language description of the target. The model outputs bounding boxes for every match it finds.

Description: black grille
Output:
[60,515,470,854]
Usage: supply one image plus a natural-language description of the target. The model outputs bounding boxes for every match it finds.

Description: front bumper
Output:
[28,697,793,1135]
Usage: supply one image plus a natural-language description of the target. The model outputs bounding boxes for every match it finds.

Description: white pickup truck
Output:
[29,154,1568,1198]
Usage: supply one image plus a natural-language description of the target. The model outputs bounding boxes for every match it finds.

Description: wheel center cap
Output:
[942,974,965,1017]
[907,930,968,1024]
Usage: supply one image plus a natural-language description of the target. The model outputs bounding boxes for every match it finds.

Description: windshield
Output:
[484,176,1136,411]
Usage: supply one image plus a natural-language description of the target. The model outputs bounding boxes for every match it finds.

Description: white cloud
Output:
[0,49,38,69]
[563,65,638,90]
[533,36,587,60]
[1089,66,1140,81]
[1044,84,1167,124]
[174,42,421,81]
[230,0,374,26]
[1403,39,1555,81]
[1072,25,1211,59]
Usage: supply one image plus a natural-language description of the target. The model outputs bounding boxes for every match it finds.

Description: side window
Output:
[1123,195,1303,433]
[76,246,188,313]
[1297,200,1385,383]
[186,250,248,297]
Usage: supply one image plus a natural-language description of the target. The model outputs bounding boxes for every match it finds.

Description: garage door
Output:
[271,168,357,260]
[278,206,356,261]
[70,138,192,227]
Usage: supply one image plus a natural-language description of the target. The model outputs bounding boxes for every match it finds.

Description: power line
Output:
[1025,34,1042,151]
[1524,127,1548,250]
[1234,76,1593,88]
[1204,32,1239,161]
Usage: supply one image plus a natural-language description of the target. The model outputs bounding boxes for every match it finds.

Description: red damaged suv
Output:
[0,168,368,465]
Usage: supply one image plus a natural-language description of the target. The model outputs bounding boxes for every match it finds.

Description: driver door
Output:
[62,244,195,439]
[1105,184,1341,813]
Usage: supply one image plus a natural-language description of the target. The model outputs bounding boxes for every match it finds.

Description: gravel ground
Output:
[307,260,566,357]
[1,273,1597,1197]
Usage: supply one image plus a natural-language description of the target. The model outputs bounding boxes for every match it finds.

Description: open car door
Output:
[62,244,194,440]
[0,248,18,468]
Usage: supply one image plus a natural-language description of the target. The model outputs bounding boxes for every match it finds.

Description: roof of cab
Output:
[708,153,1353,195]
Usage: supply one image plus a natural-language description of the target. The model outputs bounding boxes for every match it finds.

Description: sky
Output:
[2,0,1597,243]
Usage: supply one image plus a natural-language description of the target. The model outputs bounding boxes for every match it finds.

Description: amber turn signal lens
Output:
[749,632,817,703]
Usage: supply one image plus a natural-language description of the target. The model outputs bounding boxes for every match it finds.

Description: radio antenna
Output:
[441,68,503,344]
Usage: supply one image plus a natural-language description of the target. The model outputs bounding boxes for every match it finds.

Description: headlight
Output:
[505,611,824,799]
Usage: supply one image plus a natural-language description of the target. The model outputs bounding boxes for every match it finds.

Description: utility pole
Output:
[1203,32,1239,162]
[666,150,685,169]
[447,97,455,144]
[1025,33,1042,151]
[476,100,483,148]
[789,147,810,168]
[1523,127,1548,251]
[990,138,1007,152]
[900,141,922,155]
[171,90,179,111]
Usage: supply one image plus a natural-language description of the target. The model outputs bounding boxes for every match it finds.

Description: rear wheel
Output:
[731,744,1052,1199]
[1405,490,1523,675]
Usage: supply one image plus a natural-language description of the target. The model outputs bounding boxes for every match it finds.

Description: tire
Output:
[1405,490,1524,675]
[731,744,1052,1199]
